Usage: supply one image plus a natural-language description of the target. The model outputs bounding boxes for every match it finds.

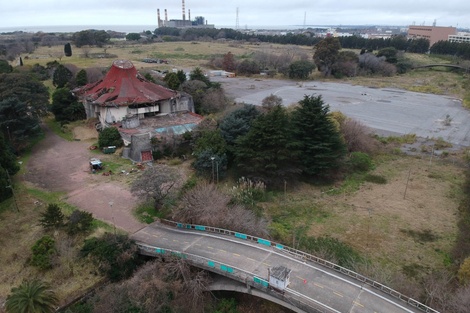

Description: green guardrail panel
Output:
[275,243,284,250]
[254,276,269,287]
[186,224,191,229]
[155,248,165,254]
[208,261,215,267]
[177,223,183,228]
[227,267,233,273]
[220,265,228,271]
[235,233,247,239]
[195,225,206,231]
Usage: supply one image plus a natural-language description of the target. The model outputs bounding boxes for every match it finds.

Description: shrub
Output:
[98,127,123,148]
[349,152,373,172]
[39,203,64,229]
[364,174,387,184]
[67,210,94,235]
[81,233,141,281]
[31,235,56,270]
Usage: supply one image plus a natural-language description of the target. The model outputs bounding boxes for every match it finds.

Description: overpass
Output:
[131,220,439,313]
[412,64,469,72]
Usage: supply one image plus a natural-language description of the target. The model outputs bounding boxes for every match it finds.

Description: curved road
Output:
[132,223,428,313]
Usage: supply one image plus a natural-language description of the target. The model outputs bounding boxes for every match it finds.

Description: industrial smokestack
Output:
[182,0,186,21]
[165,9,168,23]
[157,9,161,28]
[188,9,191,22]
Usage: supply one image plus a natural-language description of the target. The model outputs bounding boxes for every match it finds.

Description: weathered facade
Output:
[74,60,194,128]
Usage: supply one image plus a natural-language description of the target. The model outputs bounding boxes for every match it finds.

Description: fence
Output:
[157,219,439,313]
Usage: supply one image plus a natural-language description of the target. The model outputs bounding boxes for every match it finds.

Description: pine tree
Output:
[39,204,65,229]
[75,69,88,86]
[290,95,346,177]
[5,280,58,313]
[234,105,300,185]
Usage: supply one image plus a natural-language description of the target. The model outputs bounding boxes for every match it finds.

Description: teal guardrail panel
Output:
[275,243,284,250]
[220,265,234,273]
[155,248,165,254]
[177,223,183,228]
[186,224,191,229]
[195,225,206,231]
[208,261,215,268]
[254,276,269,287]
[235,233,247,239]
[257,238,271,246]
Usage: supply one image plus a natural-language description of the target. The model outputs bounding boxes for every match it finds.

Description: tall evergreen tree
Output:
[75,69,87,86]
[290,95,346,177]
[234,105,300,185]
[64,42,72,57]
[52,64,73,88]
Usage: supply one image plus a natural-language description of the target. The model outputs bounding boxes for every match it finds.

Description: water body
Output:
[0,24,332,34]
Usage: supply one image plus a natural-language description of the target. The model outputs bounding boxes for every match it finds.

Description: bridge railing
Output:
[135,242,337,313]
[158,219,439,313]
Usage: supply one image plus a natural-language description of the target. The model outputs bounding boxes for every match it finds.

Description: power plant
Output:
[156,0,214,29]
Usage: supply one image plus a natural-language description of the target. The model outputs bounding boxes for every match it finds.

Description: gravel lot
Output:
[214,76,470,147]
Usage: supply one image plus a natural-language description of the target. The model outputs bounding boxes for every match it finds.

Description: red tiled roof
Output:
[74,60,176,107]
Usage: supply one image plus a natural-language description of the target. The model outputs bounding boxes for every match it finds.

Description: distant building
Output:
[407,25,457,46]
[268,266,291,292]
[448,33,470,43]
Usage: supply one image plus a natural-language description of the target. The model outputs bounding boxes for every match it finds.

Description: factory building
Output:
[407,24,457,46]
[157,0,214,29]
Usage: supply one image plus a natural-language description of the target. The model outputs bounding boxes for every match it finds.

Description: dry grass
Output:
[24,41,312,71]
[267,155,462,275]
[0,186,106,306]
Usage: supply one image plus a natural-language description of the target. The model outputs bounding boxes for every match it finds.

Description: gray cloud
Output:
[1,0,469,30]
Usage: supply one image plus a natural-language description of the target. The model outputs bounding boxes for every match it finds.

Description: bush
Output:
[67,210,94,235]
[39,203,64,229]
[31,235,56,270]
[98,127,123,148]
[349,152,373,172]
[364,174,387,184]
[81,233,141,281]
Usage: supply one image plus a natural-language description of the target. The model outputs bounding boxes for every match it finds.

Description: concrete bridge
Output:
[412,64,469,72]
[131,220,439,313]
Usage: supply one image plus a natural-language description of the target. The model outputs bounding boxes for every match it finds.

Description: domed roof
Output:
[75,60,176,106]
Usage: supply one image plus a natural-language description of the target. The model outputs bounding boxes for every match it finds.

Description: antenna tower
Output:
[236,7,240,30]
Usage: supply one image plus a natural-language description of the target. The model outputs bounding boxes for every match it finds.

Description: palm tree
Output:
[5,280,58,313]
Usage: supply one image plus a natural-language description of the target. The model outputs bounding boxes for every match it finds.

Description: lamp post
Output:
[109,201,116,236]
[210,157,215,183]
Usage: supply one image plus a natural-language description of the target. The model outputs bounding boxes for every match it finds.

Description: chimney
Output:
[188,9,191,22]
[182,0,186,21]
[165,9,168,23]
[157,9,161,28]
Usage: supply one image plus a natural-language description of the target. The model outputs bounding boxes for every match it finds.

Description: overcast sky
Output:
[1,0,469,31]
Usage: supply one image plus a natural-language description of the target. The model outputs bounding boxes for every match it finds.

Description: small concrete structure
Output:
[268,265,291,291]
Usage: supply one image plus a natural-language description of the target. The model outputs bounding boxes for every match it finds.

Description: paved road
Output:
[214,77,470,147]
[132,223,426,313]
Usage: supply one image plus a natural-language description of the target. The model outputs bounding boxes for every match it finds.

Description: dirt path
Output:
[24,125,145,233]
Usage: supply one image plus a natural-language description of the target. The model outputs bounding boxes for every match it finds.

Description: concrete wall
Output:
[130,133,153,162]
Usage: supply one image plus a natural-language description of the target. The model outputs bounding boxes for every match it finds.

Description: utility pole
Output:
[5,169,19,212]
[210,157,215,183]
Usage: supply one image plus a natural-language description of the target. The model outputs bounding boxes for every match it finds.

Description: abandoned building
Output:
[74,59,202,162]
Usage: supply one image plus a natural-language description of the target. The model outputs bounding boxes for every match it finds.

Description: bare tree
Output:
[423,271,455,312]
[340,118,379,154]
[131,165,181,210]
[173,183,268,237]
[261,94,283,110]
[450,285,470,313]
